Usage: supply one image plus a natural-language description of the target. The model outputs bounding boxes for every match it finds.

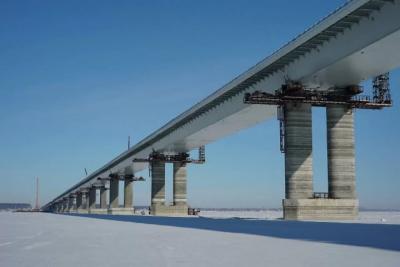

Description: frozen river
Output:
[0,211,399,267]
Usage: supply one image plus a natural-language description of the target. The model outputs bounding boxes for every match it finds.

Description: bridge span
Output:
[44,0,400,220]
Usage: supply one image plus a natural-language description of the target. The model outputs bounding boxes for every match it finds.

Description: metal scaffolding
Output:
[244,78,393,153]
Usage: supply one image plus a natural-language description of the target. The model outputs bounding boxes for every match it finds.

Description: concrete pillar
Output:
[81,191,88,210]
[124,178,133,208]
[284,103,313,199]
[88,187,96,210]
[73,195,77,211]
[327,104,356,199]
[283,103,358,220]
[76,193,82,210]
[109,176,119,208]
[108,176,134,215]
[69,194,77,212]
[100,187,108,209]
[63,199,68,212]
[173,162,187,206]
[151,162,165,206]
[68,197,73,212]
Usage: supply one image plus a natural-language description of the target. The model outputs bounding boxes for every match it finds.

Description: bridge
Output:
[43,0,400,220]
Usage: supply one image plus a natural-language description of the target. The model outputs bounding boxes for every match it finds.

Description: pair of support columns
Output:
[68,194,77,213]
[151,161,188,216]
[283,103,358,220]
[86,185,108,214]
[63,198,69,213]
[107,176,134,215]
[76,191,88,213]
[74,186,107,214]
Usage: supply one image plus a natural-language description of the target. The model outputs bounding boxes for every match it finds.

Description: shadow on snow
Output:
[62,213,400,252]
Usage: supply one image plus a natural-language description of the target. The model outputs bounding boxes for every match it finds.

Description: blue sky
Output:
[1,0,399,209]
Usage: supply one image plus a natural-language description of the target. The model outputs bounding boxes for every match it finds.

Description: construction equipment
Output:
[244,75,393,153]
[133,146,206,177]
[133,146,206,165]
[373,73,391,103]
[244,82,392,109]
[97,174,145,182]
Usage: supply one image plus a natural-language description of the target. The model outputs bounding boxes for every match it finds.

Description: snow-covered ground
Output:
[0,211,399,267]
[200,209,400,224]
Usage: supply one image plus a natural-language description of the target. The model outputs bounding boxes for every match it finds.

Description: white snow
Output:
[200,209,400,224]
[0,211,399,267]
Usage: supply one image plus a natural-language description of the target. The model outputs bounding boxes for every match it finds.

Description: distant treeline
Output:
[0,203,31,210]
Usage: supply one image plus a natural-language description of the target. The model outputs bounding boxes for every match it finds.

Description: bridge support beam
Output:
[282,103,314,220]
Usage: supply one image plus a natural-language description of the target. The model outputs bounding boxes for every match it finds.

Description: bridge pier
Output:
[60,199,65,213]
[124,178,133,208]
[67,197,73,213]
[100,186,108,209]
[283,103,358,220]
[87,184,108,214]
[172,162,188,214]
[115,176,135,215]
[55,203,60,213]
[63,198,69,213]
[68,194,77,213]
[150,161,189,216]
[150,162,166,215]
[66,197,70,213]
[107,175,119,214]
[88,187,96,213]
[326,104,358,219]
[76,192,82,212]
[108,176,118,213]
[77,190,88,214]
[282,103,314,220]
[107,175,135,215]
